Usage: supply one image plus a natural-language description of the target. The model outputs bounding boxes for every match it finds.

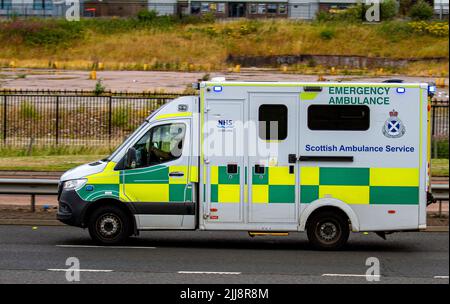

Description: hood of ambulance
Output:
[60,160,109,182]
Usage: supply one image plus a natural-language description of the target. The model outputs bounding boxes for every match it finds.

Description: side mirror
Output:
[126,147,137,169]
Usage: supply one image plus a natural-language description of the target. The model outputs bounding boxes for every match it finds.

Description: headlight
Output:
[63,179,87,191]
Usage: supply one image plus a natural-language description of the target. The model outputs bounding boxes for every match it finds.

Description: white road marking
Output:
[322,273,381,278]
[56,245,156,249]
[48,269,113,272]
[178,271,241,275]
[434,275,449,279]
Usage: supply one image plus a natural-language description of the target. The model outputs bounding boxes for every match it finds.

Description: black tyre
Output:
[306,210,350,250]
[88,206,132,245]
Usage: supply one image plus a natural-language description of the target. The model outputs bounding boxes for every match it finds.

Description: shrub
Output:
[315,4,365,23]
[381,0,399,20]
[340,3,365,22]
[319,28,335,40]
[409,0,434,20]
[94,79,106,96]
[315,11,333,22]
[137,9,158,22]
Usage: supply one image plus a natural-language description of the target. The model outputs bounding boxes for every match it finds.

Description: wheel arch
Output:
[299,198,360,232]
[81,198,137,234]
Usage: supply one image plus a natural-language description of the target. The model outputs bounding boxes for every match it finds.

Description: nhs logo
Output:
[217,119,234,129]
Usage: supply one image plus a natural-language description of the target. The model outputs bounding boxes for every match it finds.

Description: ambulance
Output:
[57,80,434,250]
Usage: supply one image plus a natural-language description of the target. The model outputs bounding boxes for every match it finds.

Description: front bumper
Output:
[57,188,90,227]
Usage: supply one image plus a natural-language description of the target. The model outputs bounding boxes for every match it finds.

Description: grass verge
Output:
[0,19,448,76]
[0,154,106,172]
[431,159,449,177]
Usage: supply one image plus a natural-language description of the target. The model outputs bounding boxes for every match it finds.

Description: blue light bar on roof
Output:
[428,85,436,94]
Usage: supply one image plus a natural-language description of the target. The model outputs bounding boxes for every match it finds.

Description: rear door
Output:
[248,93,299,224]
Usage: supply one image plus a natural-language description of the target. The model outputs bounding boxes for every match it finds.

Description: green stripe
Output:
[123,165,168,184]
[370,186,419,205]
[320,167,369,186]
[77,184,120,201]
[300,185,319,204]
[211,184,218,203]
[269,185,295,203]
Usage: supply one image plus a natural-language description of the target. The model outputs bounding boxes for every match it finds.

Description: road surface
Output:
[0,225,448,284]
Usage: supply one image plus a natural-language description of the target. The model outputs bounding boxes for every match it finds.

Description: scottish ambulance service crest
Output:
[383,109,406,138]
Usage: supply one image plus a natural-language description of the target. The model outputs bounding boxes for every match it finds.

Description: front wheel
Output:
[306,211,350,250]
[88,206,132,245]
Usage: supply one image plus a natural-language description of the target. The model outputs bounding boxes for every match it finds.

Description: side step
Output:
[248,232,289,237]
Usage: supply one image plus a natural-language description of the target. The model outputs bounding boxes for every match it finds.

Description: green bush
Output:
[94,79,106,96]
[315,10,334,22]
[315,4,365,23]
[319,28,335,40]
[137,9,159,22]
[381,0,399,20]
[409,0,434,20]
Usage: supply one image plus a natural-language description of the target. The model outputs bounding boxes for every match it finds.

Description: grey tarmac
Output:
[0,225,448,284]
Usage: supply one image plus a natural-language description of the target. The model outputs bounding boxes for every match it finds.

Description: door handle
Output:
[288,154,297,163]
[169,172,185,177]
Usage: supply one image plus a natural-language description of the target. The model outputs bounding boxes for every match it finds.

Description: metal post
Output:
[108,96,112,145]
[55,96,59,145]
[431,105,437,158]
[2,95,6,144]
[31,194,35,212]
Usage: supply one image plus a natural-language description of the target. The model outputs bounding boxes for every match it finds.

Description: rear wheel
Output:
[88,206,131,245]
[306,210,350,250]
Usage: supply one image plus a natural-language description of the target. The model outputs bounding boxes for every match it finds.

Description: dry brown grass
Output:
[1,19,448,76]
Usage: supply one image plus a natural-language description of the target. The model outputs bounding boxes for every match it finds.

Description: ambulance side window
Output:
[258,104,288,140]
[128,123,186,169]
[308,105,370,131]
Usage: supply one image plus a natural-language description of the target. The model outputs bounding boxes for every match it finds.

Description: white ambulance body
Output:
[58,81,431,249]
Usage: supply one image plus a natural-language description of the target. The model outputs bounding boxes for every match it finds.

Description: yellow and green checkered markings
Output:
[210,166,241,203]
[77,164,193,203]
[252,166,295,204]
[300,167,419,205]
